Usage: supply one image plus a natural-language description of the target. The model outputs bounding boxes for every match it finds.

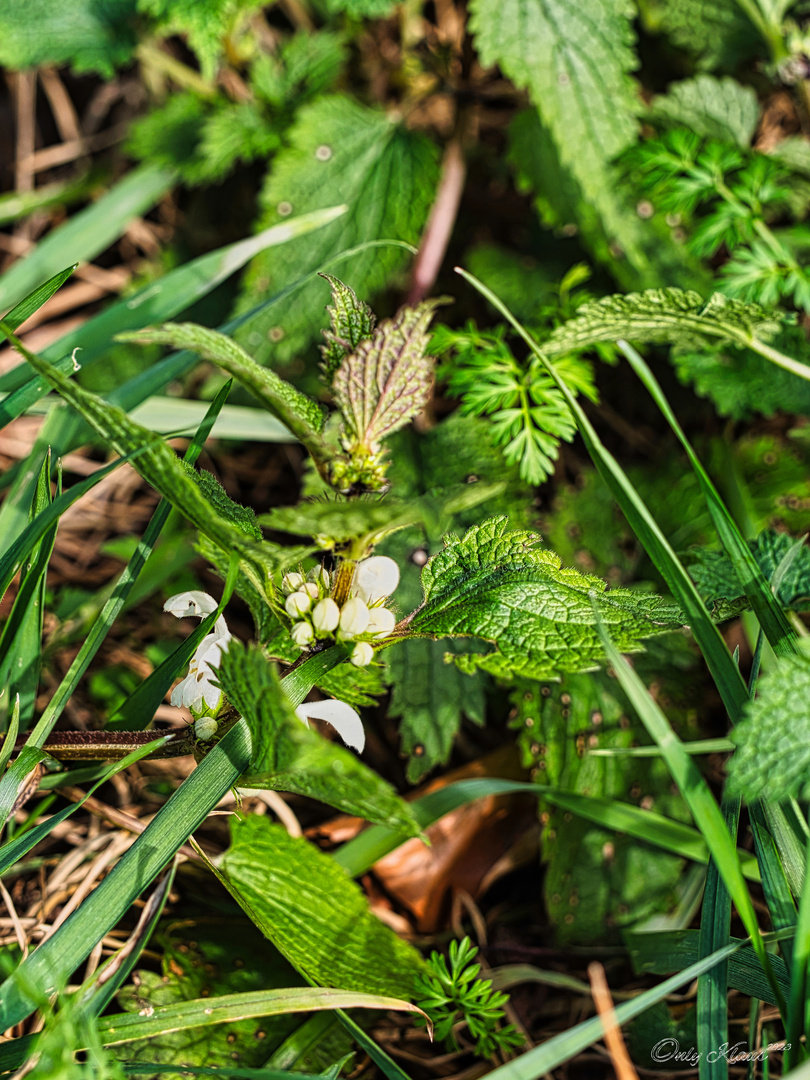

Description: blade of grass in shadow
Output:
[333,778,759,882]
[785,837,810,1069]
[0,164,175,316]
[591,609,781,1010]
[0,718,252,1031]
[617,339,796,657]
[0,738,171,870]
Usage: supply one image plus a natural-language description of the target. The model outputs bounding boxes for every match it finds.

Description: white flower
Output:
[295,699,365,752]
[164,591,231,713]
[291,621,314,647]
[285,590,312,618]
[351,641,374,667]
[281,572,305,595]
[366,606,396,638]
[308,565,331,591]
[339,596,370,637]
[312,597,340,633]
[352,556,400,604]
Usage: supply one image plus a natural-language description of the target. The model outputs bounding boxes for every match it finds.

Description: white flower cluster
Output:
[282,555,399,668]
[164,590,232,729]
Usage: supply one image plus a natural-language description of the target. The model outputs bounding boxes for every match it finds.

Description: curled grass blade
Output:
[0,264,76,341]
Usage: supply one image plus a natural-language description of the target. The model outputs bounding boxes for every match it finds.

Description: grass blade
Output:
[0,718,252,1031]
[0,164,174,316]
[0,264,76,338]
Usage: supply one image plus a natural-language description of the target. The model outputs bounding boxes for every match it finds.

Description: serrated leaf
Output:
[320,274,376,383]
[656,0,761,71]
[0,0,138,76]
[671,326,810,421]
[646,75,759,148]
[137,0,262,80]
[470,0,660,278]
[689,529,810,612]
[220,815,426,998]
[235,95,439,364]
[184,465,263,541]
[333,300,442,453]
[727,644,810,802]
[216,640,420,835]
[325,0,396,16]
[404,517,682,680]
[542,288,783,359]
[510,665,691,944]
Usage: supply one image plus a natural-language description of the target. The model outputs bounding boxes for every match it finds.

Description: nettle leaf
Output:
[403,518,682,680]
[727,645,810,802]
[182,465,262,541]
[689,529,810,613]
[216,640,420,835]
[138,0,262,80]
[381,415,533,781]
[332,299,443,454]
[320,274,376,384]
[0,0,138,76]
[325,0,397,18]
[671,327,810,421]
[236,95,439,364]
[221,816,426,999]
[657,0,761,71]
[511,663,692,944]
[646,75,759,148]
[542,288,783,360]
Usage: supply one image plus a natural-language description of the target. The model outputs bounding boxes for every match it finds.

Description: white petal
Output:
[295,699,365,753]
[352,556,400,604]
[200,678,223,709]
[366,606,396,638]
[339,597,370,637]
[164,591,218,619]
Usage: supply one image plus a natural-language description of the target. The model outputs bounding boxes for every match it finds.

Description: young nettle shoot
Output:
[281,555,400,668]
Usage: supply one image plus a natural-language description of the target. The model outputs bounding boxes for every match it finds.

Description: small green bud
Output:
[194,717,219,741]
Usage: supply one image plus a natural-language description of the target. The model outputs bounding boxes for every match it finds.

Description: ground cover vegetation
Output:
[3,0,810,1077]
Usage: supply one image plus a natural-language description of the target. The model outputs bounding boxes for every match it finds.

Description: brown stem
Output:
[10,729,194,763]
[407,136,467,306]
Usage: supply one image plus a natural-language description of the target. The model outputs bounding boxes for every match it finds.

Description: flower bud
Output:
[366,606,396,638]
[339,597,370,638]
[352,556,400,604]
[194,717,219,741]
[308,565,331,591]
[301,582,320,600]
[285,590,312,618]
[351,641,374,667]
[312,598,340,633]
[281,572,305,596]
[291,621,314,647]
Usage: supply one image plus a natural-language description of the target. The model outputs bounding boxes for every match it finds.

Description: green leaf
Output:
[671,329,810,421]
[689,529,810,612]
[320,274,376,383]
[511,669,690,945]
[217,640,420,834]
[404,517,682,680]
[0,721,252,1032]
[137,0,262,80]
[656,0,761,71]
[727,644,810,802]
[184,465,263,541]
[542,288,783,359]
[326,0,397,16]
[0,265,76,339]
[0,0,138,75]
[646,75,760,147]
[333,299,443,451]
[235,95,439,363]
[220,816,426,998]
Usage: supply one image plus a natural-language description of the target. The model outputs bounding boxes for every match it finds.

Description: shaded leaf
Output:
[689,529,810,613]
[646,75,759,147]
[320,274,376,384]
[220,816,426,998]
